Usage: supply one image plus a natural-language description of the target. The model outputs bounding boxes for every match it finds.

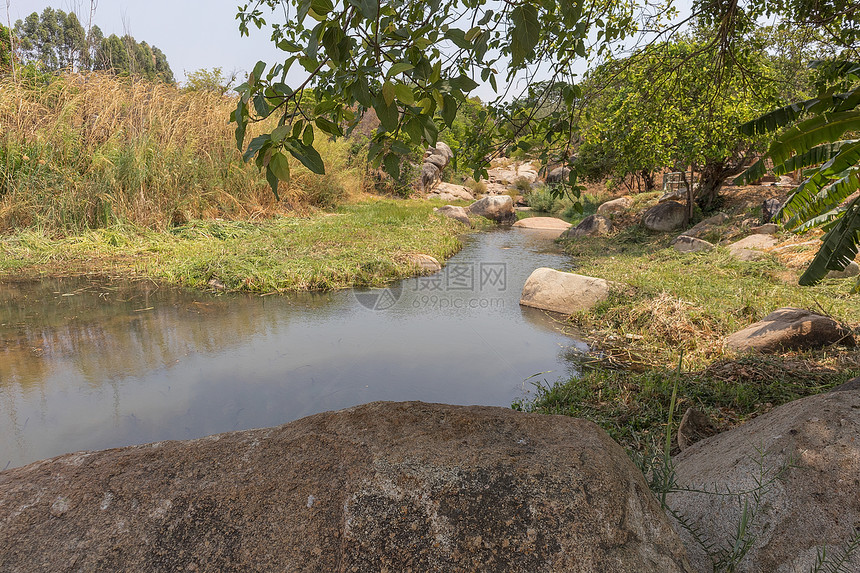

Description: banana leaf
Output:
[799,195,860,285]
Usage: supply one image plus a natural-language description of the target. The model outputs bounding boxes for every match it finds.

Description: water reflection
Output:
[0,229,586,469]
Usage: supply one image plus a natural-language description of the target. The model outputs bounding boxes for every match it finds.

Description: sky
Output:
[5,0,286,83]
[5,0,695,100]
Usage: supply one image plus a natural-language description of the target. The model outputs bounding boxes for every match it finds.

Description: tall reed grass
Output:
[0,71,365,233]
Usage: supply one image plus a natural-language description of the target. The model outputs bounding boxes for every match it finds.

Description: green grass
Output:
[515,222,860,454]
[0,200,465,292]
[515,356,858,452]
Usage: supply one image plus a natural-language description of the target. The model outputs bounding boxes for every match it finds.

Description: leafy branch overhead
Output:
[735,61,860,289]
[231,0,639,196]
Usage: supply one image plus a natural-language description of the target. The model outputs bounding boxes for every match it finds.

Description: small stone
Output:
[727,234,778,261]
[826,261,860,279]
[677,408,716,451]
[405,254,441,273]
[672,236,714,253]
[50,497,70,517]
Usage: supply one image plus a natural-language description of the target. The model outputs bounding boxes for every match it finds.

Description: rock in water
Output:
[0,402,693,572]
[724,307,855,352]
[668,391,860,573]
[520,268,613,314]
[468,195,516,224]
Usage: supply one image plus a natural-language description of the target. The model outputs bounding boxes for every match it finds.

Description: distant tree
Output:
[184,67,236,95]
[14,8,173,82]
[92,33,174,82]
[575,32,783,207]
[0,24,12,72]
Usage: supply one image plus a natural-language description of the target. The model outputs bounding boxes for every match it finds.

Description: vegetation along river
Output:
[0,228,585,469]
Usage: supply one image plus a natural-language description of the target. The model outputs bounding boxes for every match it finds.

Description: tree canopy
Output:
[12,7,174,82]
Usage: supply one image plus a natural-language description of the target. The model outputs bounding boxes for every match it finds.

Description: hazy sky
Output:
[5,1,286,82]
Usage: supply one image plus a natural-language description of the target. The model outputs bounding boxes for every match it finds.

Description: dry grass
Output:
[0,72,366,232]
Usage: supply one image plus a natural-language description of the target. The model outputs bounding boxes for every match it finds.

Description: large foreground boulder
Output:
[468,195,516,224]
[0,402,692,572]
[667,391,860,573]
[520,268,613,314]
[642,201,687,232]
[724,307,855,352]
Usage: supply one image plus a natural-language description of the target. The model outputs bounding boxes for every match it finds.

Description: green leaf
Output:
[284,139,326,174]
[269,151,291,182]
[303,124,315,146]
[383,152,401,180]
[266,166,281,200]
[373,95,400,133]
[394,83,414,105]
[271,125,290,143]
[387,62,414,77]
[347,0,378,19]
[382,81,396,107]
[315,117,343,137]
[799,195,860,285]
[510,4,540,68]
[441,94,457,128]
[311,0,333,16]
[243,135,270,163]
[253,93,270,118]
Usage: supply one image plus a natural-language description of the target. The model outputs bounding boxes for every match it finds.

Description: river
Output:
[0,227,585,469]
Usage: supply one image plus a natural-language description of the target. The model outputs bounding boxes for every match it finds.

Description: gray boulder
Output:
[512,217,572,238]
[546,167,570,185]
[432,141,453,161]
[724,307,855,353]
[421,163,442,192]
[561,214,612,238]
[520,268,613,314]
[596,196,632,215]
[761,198,782,223]
[434,205,471,226]
[0,402,693,573]
[668,391,860,573]
[468,195,516,224]
[425,153,448,170]
[642,201,687,232]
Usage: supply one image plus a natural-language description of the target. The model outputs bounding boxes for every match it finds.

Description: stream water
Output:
[0,228,586,470]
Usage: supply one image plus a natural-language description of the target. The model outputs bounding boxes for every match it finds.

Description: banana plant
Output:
[735,61,860,291]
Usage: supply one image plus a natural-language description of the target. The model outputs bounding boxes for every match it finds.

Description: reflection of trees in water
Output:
[0,277,342,393]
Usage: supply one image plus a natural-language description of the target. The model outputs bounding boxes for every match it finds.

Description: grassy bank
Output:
[516,200,860,454]
[0,199,464,292]
[0,71,363,232]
